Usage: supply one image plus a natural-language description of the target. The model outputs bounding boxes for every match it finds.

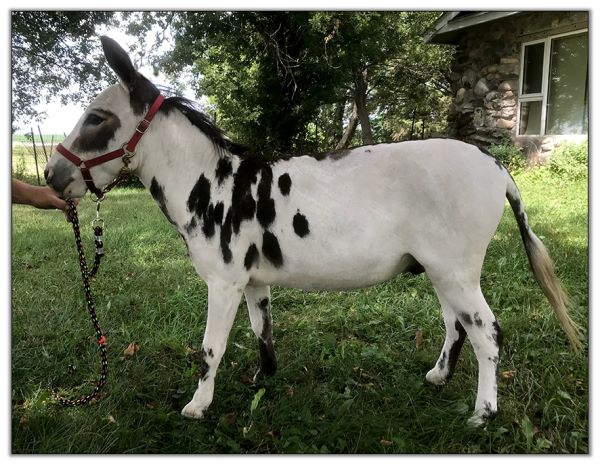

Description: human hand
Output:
[12,179,80,220]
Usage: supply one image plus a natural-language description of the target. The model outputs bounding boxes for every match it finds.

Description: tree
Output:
[159,12,345,155]
[310,12,453,147]
[155,12,453,154]
[11,11,117,131]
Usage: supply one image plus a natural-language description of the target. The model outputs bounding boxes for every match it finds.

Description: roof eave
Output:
[425,11,521,44]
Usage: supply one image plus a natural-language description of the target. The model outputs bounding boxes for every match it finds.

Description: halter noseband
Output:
[56,94,165,200]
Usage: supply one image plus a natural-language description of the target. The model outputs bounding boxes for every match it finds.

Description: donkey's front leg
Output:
[244,285,277,382]
[181,282,243,419]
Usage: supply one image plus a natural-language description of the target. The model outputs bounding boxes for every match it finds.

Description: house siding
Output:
[446,11,588,160]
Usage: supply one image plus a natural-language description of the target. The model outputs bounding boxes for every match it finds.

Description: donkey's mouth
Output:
[57,179,87,200]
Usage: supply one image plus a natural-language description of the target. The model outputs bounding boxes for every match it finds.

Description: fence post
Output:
[37,125,48,162]
[31,128,41,185]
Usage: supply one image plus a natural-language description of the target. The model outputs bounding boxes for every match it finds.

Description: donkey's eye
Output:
[84,113,105,126]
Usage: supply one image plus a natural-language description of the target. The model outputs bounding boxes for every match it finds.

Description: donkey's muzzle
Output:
[45,158,76,196]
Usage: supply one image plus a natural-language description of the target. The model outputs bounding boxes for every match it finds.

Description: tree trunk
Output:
[331,100,346,146]
[335,102,359,150]
[354,69,374,145]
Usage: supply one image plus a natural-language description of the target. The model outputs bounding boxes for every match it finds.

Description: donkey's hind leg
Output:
[428,273,503,426]
[244,285,277,382]
[426,298,467,385]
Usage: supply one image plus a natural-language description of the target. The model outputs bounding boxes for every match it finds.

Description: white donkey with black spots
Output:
[44,37,582,427]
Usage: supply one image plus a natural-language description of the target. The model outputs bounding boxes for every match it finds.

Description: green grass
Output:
[11,169,588,453]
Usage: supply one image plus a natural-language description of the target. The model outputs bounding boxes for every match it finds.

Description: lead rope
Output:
[52,199,108,406]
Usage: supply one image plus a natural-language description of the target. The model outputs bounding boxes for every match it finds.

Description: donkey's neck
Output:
[134,110,229,228]
[136,111,223,186]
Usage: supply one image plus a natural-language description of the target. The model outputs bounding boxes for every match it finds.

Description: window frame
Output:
[517,28,588,136]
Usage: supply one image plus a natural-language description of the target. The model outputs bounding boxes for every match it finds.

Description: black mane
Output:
[159,96,250,157]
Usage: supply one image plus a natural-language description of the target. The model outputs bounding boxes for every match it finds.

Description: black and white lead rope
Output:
[51,199,108,406]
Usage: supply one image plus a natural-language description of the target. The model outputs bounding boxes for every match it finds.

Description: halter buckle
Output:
[122,144,135,165]
[90,191,104,202]
[136,119,151,134]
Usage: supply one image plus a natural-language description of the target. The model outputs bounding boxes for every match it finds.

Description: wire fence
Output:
[12,128,65,185]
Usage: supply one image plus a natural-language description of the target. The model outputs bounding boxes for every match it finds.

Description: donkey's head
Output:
[45,36,160,199]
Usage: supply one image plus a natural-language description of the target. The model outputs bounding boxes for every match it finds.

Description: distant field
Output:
[12,134,65,143]
[12,143,49,185]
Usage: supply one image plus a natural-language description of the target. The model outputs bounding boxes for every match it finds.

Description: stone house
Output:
[425,11,588,161]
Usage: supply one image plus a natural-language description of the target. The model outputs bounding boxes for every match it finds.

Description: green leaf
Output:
[250,387,266,413]
[521,415,535,443]
[557,390,572,401]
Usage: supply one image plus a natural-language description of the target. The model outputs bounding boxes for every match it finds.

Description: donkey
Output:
[44,36,581,426]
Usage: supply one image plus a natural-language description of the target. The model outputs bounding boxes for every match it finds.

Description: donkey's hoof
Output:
[467,408,496,428]
[467,413,486,428]
[181,402,205,419]
[425,367,447,386]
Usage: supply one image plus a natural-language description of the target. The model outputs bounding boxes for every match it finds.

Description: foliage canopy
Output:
[11,11,453,153]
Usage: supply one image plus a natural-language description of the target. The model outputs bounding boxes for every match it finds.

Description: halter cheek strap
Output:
[56,94,165,200]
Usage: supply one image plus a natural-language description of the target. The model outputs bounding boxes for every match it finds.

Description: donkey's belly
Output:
[251,250,422,291]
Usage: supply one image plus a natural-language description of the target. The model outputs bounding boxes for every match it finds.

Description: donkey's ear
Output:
[101,36,137,89]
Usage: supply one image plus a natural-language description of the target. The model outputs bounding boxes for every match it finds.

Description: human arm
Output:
[12,179,69,211]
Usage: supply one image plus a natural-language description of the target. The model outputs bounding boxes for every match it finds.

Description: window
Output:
[518,30,588,136]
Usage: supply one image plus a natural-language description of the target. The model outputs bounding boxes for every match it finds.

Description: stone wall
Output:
[447,11,588,159]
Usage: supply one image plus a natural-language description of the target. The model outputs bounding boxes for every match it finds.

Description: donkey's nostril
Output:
[44,167,52,182]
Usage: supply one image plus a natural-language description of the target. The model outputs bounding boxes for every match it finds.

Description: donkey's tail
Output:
[505,174,583,351]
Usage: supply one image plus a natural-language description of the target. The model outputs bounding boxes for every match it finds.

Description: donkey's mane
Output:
[159,96,249,157]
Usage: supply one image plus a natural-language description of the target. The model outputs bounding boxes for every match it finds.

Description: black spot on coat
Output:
[150,177,176,225]
[278,173,292,196]
[492,321,503,351]
[201,203,216,238]
[256,166,276,228]
[213,202,224,225]
[482,401,497,420]
[185,216,197,234]
[293,212,310,238]
[438,351,447,371]
[446,320,467,380]
[72,110,121,153]
[220,208,233,263]
[474,312,483,327]
[262,230,283,267]
[231,158,264,234]
[187,175,211,219]
[215,158,233,185]
[244,243,259,270]
[199,349,210,381]
[258,297,270,310]
[459,312,473,326]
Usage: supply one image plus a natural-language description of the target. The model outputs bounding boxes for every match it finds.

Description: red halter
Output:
[56,94,165,200]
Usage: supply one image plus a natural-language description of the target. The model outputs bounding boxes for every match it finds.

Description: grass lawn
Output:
[11,168,588,453]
